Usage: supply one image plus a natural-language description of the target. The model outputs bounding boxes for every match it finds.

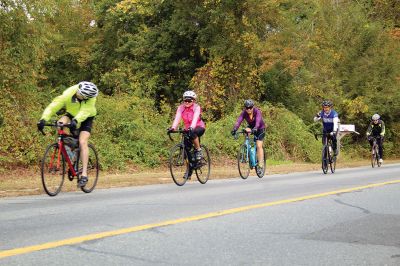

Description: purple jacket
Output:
[233,107,266,130]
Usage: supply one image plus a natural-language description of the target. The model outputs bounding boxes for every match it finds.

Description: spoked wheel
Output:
[195,145,211,184]
[256,147,266,178]
[371,147,376,168]
[322,146,328,174]
[41,143,65,196]
[329,150,336,174]
[77,144,100,193]
[169,144,189,186]
[238,144,250,179]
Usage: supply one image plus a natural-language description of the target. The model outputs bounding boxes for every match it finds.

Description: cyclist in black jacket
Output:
[366,114,385,163]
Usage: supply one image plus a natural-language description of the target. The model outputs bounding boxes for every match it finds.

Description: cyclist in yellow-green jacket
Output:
[37,82,98,187]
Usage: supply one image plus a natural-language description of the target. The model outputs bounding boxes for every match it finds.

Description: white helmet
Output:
[78,81,98,99]
[372,114,380,121]
[183,90,197,100]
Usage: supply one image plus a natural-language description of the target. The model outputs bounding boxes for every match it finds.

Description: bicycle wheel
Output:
[169,144,189,186]
[195,144,211,184]
[77,144,100,193]
[238,144,250,179]
[256,147,267,178]
[41,143,65,196]
[371,146,376,168]
[329,150,336,174]
[321,146,328,174]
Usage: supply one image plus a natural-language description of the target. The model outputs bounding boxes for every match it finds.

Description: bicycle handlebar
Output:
[234,129,254,140]
[167,128,188,141]
[38,121,74,136]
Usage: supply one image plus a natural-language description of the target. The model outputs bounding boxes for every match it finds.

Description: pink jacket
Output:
[171,103,205,130]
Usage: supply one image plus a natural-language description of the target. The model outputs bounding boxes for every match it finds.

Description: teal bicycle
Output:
[234,129,266,179]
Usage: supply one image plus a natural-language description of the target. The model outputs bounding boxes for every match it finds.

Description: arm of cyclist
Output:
[233,110,245,131]
[190,104,202,129]
[40,90,72,122]
[171,105,184,130]
[380,120,385,137]
[313,111,322,122]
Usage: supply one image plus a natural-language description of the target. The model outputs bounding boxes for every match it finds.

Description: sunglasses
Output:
[184,99,193,103]
[245,106,253,110]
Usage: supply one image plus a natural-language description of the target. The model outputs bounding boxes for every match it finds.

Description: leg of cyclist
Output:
[77,117,94,187]
[255,129,265,171]
[331,133,338,156]
[192,127,205,161]
[378,136,384,163]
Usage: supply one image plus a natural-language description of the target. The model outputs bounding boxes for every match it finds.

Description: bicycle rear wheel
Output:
[321,146,328,174]
[77,144,100,193]
[195,145,211,184]
[238,144,250,179]
[169,144,189,186]
[41,143,65,196]
[256,147,266,178]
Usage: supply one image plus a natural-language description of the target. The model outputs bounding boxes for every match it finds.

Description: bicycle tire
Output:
[330,151,336,174]
[256,147,266,178]
[77,144,100,193]
[238,144,250,179]
[321,146,328,174]
[41,143,65,196]
[371,146,376,168]
[169,144,189,186]
[195,144,211,184]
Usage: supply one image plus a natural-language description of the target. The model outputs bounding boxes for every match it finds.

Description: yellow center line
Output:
[1,179,400,259]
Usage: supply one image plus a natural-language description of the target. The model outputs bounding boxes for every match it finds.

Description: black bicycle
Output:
[167,128,211,186]
[39,122,99,196]
[370,136,382,168]
[315,132,337,174]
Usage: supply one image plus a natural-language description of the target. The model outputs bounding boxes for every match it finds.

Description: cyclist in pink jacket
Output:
[168,91,206,165]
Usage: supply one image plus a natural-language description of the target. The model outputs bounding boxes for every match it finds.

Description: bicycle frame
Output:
[42,122,78,177]
[236,130,258,168]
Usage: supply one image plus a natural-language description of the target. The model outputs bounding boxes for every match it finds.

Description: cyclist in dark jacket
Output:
[366,113,385,163]
[231,99,266,176]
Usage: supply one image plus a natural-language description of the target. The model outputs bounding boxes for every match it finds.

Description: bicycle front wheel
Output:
[330,151,336,174]
[169,144,189,186]
[41,143,65,196]
[195,144,211,184]
[77,144,100,193]
[238,144,250,179]
[321,146,328,174]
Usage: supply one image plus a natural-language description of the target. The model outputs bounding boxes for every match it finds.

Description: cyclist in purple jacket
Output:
[231,99,266,175]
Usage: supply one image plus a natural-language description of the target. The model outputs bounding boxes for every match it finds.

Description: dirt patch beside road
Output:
[1,159,398,198]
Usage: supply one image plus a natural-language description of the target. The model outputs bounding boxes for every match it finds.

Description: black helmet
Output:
[244,99,254,108]
[321,100,332,107]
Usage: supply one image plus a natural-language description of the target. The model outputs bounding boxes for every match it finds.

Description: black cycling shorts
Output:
[254,128,265,141]
[66,113,94,133]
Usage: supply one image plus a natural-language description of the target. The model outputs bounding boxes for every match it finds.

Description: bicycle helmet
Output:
[244,99,254,108]
[183,90,197,100]
[372,114,380,121]
[321,100,333,107]
[77,81,98,99]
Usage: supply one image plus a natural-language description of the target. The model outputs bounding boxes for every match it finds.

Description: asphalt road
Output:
[1,164,400,265]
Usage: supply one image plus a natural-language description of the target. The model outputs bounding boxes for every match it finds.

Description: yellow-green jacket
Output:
[41,85,97,123]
